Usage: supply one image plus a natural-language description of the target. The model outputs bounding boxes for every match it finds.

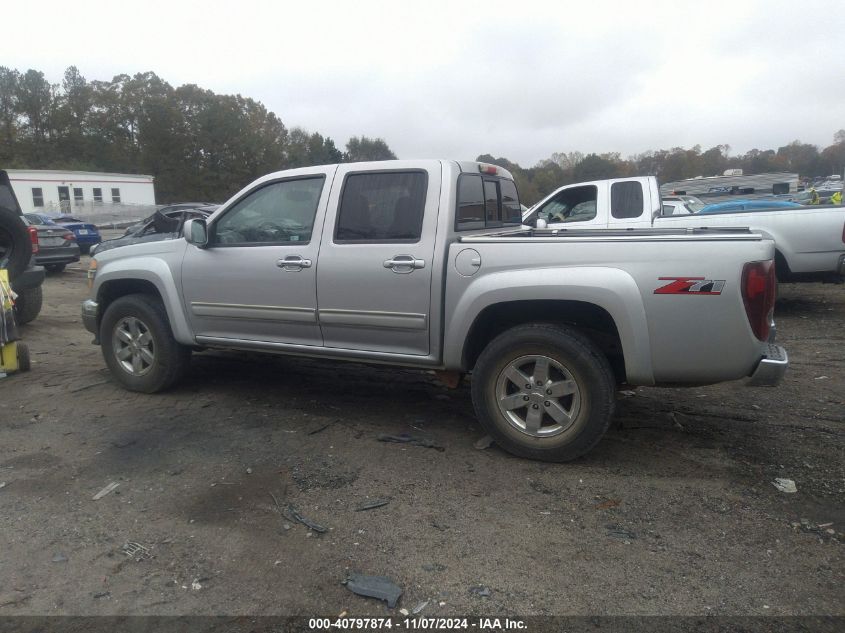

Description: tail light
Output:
[741,260,776,341]
[63,232,76,242]
[27,226,39,254]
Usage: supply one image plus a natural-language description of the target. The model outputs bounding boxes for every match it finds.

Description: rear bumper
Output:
[75,235,101,246]
[82,299,99,338]
[34,246,81,266]
[747,343,789,386]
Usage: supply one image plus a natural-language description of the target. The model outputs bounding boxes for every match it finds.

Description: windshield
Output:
[25,213,56,225]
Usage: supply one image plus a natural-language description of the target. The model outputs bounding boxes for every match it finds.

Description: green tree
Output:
[0,67,20,164]
[572,153,622,181]
[775,140,820,176]
[15,69,55,164]
[344,136,396,162]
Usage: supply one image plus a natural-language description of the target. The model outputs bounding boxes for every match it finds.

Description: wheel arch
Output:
[94,261,193,343]
[461,300,627,383]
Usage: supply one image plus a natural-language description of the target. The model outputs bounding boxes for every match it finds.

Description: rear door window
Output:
[335,171,427,242]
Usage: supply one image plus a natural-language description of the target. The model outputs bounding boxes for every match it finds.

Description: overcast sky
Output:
[4,0,843,166]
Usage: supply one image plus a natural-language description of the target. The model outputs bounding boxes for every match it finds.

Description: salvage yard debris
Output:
[773,478,798,493]
[343,573,402,608]
[286,504,328,533]
[122,542,151,561]
[355,499,390,512]
[92,481,120,500]
[473,435,494,450]
[377,433,445,451]
[606,525,637,540]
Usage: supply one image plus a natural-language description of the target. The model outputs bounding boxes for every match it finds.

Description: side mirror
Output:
[184,218,208,248]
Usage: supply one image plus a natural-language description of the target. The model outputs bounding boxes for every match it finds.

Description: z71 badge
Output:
[654,277,725,295]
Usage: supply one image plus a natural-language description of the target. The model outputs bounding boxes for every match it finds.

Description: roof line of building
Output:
[6,169,154,181]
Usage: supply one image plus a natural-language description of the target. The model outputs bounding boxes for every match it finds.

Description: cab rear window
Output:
[456,174,521,230]
[611,181,644,219]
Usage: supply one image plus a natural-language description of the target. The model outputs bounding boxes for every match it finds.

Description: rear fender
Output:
[444,266,654,384]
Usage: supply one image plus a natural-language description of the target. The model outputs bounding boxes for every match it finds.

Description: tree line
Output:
[0,66,396,202]
[481,132,845,205]
[1,66,842,206]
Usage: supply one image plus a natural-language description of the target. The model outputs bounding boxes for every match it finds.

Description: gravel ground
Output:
[0,252,842,617]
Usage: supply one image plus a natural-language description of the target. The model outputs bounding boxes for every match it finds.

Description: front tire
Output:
[471,323,615,462]
[100,294,190,393]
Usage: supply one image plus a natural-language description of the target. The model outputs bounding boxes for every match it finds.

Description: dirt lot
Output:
[0,250,842,617]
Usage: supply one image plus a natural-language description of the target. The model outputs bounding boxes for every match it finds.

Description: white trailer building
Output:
[7,169,156,216]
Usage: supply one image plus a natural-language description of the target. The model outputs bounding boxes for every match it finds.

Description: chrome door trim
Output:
[190,301,317,323]
[318,308,427,330]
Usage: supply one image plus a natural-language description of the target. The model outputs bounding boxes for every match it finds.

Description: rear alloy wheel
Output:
[471,323,615,462]
[100,294,190,392]
[495,354,582,437]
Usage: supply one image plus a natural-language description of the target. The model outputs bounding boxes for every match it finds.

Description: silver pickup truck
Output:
[82,160,787,461]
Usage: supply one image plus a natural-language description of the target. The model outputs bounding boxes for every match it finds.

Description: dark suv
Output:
[0,170,45,324]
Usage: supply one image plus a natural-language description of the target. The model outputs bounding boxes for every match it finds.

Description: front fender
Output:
[94,251,193,344]
[444,266,654,384]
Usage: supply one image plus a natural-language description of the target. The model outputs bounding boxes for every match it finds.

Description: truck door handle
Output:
[277,256,312,271]
[383,255,425,274]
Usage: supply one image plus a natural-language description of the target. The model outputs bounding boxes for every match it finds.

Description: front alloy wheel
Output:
[112,316,155,376]
[99,294,190,392]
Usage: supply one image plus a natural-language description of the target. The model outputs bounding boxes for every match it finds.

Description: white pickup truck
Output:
[524,176,845,282]
[83,160,787,462]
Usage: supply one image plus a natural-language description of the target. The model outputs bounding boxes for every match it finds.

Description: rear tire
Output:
[99,294,191,393]
[471,323,616,462]
[13,286,43,325]
[0,206,31,281]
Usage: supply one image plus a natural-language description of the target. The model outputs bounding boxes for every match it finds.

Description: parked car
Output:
[83,160,786,462]
[51,215,102,253]
[24,213,102,254]
[21,216,80,273]
[661,194,705,215]
[0,170,45,324]
[699,200,803,214]
[122,203,213,236]
[524,176,845,282]
[92,206,217,255]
